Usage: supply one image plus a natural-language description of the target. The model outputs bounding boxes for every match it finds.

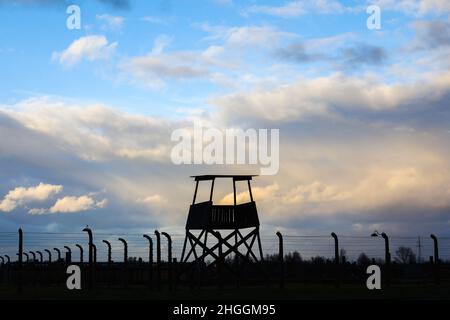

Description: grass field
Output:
[1,282,449,300]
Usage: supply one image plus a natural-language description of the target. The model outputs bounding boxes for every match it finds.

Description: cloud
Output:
[199,24,295,48]
[244,0,346,18]
[1,96,172,162]
[141,16,174,25]
[369,0,450,15]
[0,0,130,9]
[274,39,386,68]
[52,35,117,67]
[211,71,450,123]
[1,85,450,235]
[0,183,62,212]
[120,35,230,88]
[98,0,130,9]
[340,43,387,67]
[48,195,106,213]
[219,183,280,204]
[96,14,125,31]
[411,20,450,50]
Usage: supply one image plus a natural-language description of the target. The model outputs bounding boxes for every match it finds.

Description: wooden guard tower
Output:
[180,175,264,273]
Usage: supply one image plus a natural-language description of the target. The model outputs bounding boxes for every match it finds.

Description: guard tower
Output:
[180,175,264,274]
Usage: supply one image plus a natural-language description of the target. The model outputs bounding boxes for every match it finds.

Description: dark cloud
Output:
[98,0,130,9]
[340,43,387,67]
[412,20,450,49]
[274,43,321,63]
[274,41,387,68]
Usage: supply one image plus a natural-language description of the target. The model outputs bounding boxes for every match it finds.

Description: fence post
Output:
[331,232,340,288]
[29,251,36,262]
[381,233,391,287]
[44,249,52,263]
[161,232,173,291]
[75,244,83,263]
[276,231,284,288]
[82,227,94,289]
[18,228,23,292]
[118,238,128,288]
[430,234,440,284]
[36,251,43,263]
[102,240,112,288]
[53,248,61,262]
[102,240,112,264]
[64,246,72,264]
[23,252,29,263]
[92,244,97,265]
[143,235,153,289]
[155,230,161,291]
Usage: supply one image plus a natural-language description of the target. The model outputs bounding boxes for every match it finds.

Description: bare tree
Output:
[395,246,416,264]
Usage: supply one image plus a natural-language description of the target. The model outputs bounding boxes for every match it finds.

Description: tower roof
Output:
[190,174,258,181]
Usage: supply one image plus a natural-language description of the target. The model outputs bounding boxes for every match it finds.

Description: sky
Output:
[0,0,450,241]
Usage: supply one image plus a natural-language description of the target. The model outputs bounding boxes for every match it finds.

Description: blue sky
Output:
[1,0,450,242]
[0,0,419,116]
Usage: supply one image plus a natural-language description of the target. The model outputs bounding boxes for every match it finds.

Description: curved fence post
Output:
[381,232,391,286]
[44,249,52,263]
[118,238,128,287]
[154,230,161,291]
[64,246,72,264]
[75,244,83,263]
[53,248,61,262]
[102,240,112,288]
[102,240,112,264]
[276,231,284,288]
[36,251,43,263]
[331,232,340,288]
[143,235,153,289]
[161,232,173,291]
[29,251,36,262]
[430,234,440,284]
[82,227,94,289]
[23,252,29,263]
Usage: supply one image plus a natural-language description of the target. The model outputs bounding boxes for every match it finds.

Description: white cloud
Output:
[96,14,125,31]
[120,35,230,89]
[212,71,450,123]
[49,195,106,213]
[244,0,346,18]
[0,183,62,212]
[199,24,295,48]
[137,194,167,206]
[141,16,175,25]
[1,96,172,162]
[52,35,117,67]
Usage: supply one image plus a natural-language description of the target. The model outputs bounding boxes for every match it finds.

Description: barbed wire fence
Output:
[0,229,449,291]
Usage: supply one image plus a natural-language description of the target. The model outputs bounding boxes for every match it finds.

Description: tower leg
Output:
[257,228,264,262]
[181,233,188,263]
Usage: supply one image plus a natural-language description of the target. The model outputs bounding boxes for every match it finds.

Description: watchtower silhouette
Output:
[180,175,264,275]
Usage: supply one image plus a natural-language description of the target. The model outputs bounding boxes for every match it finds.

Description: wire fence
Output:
[1,230,449,264]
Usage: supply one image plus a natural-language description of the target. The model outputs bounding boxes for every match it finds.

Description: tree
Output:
[395,246,416,264]
[357,252,371,266]
[285,251,302,263]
